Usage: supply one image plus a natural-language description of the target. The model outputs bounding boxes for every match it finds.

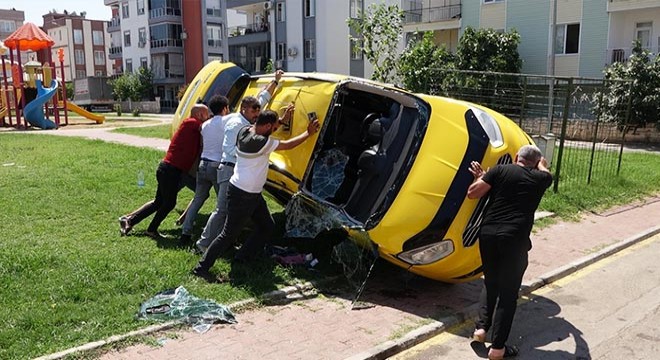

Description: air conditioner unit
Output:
[287,47,298,57]
[264,1,272,10]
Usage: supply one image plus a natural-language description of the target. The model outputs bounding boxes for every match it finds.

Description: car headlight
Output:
[397,240,455,265]
[471,107,504,148]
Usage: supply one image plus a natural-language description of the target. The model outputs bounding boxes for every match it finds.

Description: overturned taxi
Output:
[173,62,534,283]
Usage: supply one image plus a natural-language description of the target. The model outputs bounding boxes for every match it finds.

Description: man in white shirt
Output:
[192,110,320,282]
[194,70,284,252]
[179,95,229,244]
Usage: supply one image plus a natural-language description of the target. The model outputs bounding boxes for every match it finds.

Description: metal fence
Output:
[430,70,633,192]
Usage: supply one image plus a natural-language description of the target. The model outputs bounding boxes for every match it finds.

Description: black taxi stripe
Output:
[402,109,490,251]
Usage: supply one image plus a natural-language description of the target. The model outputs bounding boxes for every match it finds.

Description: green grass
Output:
[1,133,659,359]
[111,124,172,139]
[0,134,314,359]
[539,149,660,219]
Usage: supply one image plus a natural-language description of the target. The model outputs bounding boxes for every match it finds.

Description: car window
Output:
[202,65,251,111]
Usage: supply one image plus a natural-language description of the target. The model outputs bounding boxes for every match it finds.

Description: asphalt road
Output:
[390,233,660,360]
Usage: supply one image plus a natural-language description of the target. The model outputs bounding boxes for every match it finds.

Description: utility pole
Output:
[546,0,557,134]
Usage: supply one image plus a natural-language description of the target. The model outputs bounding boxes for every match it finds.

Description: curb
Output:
[34,280,323,360]
[347,224,660,360]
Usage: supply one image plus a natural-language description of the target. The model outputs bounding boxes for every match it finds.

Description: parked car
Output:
[173,62,535,283]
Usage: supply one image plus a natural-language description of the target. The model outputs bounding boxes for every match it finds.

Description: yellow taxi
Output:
[173,61,534,283]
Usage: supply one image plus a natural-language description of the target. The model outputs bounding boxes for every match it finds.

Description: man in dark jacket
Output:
[467,145,552,360]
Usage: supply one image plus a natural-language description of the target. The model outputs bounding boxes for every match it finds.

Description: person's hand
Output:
[275,69,284,83]
[307,119,320,135]
[469,161,486,178]
[281,103,295,124]
[539,157,548,169]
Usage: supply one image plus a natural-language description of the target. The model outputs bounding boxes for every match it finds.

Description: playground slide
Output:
[64,102,105,124]
[24,79,58,130]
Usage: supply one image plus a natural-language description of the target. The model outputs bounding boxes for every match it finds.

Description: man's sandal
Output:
[488,345,519,359]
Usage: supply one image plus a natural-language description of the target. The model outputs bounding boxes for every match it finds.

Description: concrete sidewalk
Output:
[27,127,660,360]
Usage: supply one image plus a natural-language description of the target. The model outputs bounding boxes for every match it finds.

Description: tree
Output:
[593,41,660,128]
[135,67,154,100]
[398,32,455,94]
[456,27,522,73]
[110,72,140,110]
[347,3,403,83]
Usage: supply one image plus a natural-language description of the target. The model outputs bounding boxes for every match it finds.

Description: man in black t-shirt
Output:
[467,145,552,360]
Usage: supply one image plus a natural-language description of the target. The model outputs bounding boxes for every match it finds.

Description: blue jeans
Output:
[181,159,220,235]
[197,164,233,245]
[196,183,275,271]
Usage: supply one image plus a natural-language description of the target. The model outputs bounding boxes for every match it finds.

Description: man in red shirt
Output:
[119,104,210,238]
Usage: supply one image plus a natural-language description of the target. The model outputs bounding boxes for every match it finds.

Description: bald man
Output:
[119,104,211,239]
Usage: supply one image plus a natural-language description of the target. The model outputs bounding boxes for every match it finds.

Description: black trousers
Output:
[475,228,529,349]
[196,183,275,271]
[130,161,184,232]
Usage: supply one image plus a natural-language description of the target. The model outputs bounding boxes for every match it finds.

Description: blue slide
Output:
[24,79,58,130]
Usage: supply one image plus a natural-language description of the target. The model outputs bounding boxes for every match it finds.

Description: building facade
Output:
[104,0,229,111]
[461,0,660,78]
[0,8,29,63]
[42,12,113,81]
[226,0,402,77]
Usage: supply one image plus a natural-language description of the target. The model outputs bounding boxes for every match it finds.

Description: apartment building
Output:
[460,0,660,78]
[0,8,29,63]
[226,0,401,77]
[104,0,229,110]
[42,12,113,81]
[401,0,461,53]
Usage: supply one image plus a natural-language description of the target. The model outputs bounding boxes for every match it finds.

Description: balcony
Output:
[149,7,182,25]
[153,69,185,85]
[227,23,270,46]
[108,46,123,59]
[206,7,223,17]
[107,17,121,32]
[227,0,264,9]
[403,3,461,24]
[608,0,660,12]
[150,38,183,54]
[605,46,658,66]
[104,0,120,5]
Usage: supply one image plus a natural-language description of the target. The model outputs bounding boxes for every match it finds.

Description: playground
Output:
[0,22,105,130]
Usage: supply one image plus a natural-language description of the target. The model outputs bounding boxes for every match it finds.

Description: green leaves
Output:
[347,3,404,83]
[595,40,660,127]
[109,67,154,102]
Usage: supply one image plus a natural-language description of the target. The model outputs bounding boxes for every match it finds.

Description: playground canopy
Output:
[4,22,54,51]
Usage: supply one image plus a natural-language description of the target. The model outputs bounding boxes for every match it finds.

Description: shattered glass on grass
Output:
[137,286,236,333]
[310,148,349,200]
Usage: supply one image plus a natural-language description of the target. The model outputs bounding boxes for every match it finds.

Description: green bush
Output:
[114,104,122,116]
[132,107,141,117]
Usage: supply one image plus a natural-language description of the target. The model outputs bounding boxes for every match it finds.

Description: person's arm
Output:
[537,157,551,173]
[467,161,491,199]
[276,119,320,150]
[262,69,284,98]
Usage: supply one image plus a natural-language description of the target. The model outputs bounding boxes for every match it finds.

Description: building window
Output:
[304,39,316,60]
[483,0,504,3]
[73,29,83,44]
[141,57,148,69]
[124,30,131,47]
[122,2,130,18]
[150,23,183,48]
[74,49,85,65]
[138,27,147,47]
[0,20,16,33]
[350,0,362,19]
[304,0,315,17]
[555,23,580,54]
[76,70,86,79]
[276,2,286,22]
[137,0,145,15]
[206,24,222,47]
[636,22,652,49]
[94,51,106,65]
[125,59,133,73]
[276,42,286,61]
[350,39,363,60]
[95,70,105,76]
[92,30,104,46]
